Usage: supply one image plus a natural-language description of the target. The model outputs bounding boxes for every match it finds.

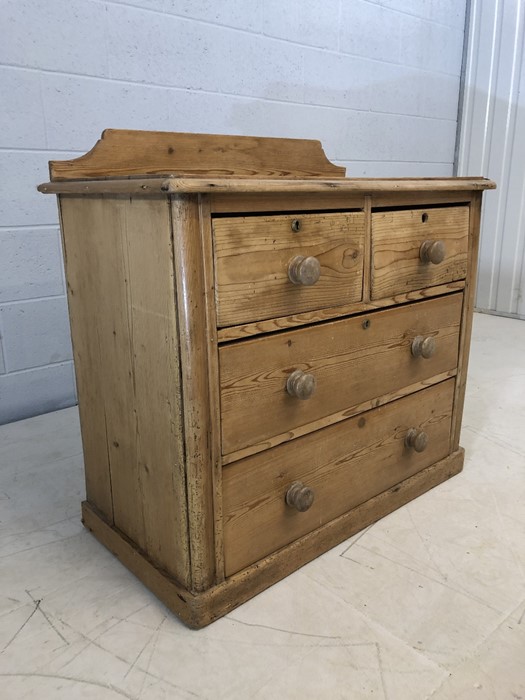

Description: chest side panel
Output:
[59,195,191,586]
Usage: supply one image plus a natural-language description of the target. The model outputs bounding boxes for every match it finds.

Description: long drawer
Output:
[213,211,365,326]
[371,205,469,300]
[223,379,455,576]
[219,293,462,457]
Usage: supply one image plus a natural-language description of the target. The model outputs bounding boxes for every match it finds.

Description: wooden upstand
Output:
[39,130,495,628]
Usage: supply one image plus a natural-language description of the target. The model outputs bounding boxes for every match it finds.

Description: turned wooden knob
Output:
[411,335,436,359]
[286,369,316,400]
[420,240,446,264]
[288,255,321,286]
[286,481,314,512]
[405,428,428,452]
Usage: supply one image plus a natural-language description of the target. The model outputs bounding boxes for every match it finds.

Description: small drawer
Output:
[213,212,365,327]
[219,293,462,458]
[223,379,455,576]
[371,206,469,300]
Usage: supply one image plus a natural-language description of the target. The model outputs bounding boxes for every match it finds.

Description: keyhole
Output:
[291,219,301,233]
[421,213,429,223]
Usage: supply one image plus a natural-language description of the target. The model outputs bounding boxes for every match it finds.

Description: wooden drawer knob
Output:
[286,481,314,512]
[288,255,321,286]
[286,369,316,400]
[420,240,446,264]
[405,428,428,452]
[411,335,436,358]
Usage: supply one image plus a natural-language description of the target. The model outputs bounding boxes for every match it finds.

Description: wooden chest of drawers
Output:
[39,130,495,628]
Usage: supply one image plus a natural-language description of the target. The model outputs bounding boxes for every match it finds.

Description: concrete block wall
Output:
[0,0,467,424]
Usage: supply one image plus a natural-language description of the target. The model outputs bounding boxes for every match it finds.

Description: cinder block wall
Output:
[0,0,467,424]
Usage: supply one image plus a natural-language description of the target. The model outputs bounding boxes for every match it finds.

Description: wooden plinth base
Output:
[81,448,464,629]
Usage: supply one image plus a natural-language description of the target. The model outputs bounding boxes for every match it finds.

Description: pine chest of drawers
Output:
[39,130,495,628]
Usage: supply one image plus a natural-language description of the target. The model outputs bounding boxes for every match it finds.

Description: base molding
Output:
[82,447,464,629]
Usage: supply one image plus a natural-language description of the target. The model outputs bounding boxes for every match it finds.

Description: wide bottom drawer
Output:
[223,379,455,576]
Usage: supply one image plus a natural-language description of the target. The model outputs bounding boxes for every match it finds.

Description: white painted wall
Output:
[0,0,467,424]
[457,0,525,319]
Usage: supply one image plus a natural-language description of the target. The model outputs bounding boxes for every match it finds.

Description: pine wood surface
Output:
[371,206,470,299]
[221,379,453,576]
[39,176,496,195]
[369,191,476,209]
[209,190,477,214]
[451,193,483,450]
[170,195,218,591]
[82,447,464,628]
[59,196,191,586]
[221,369,457,465]
[48,129,346,181]
[220,293,462,457]
[198,195,226,582]
[362,196,373,302]
[213,212,365,326]
[163,176,496,194]
[210,192,367,213]
[56,202,112,522]
[216,282,466,341]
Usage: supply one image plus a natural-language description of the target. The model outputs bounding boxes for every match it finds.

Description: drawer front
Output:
[220,293,462,457]
[223,379,455,576]
[213,212,365,327]
[371,206,469,300]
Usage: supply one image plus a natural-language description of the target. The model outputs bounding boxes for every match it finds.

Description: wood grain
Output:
[210,192,366,214]
[209,191,475,215]
[39,180,170,195]
[164,177,496,194]
[371,206,469,299]
[370,191,475,209]
[48,129,345,181]
[214,211,365,326]
[216,282,466,342]
[223,379,455,576]
[57,200,114,522]
[82,446,464,627]
[39,177,496,196]
[220,293,463,456]
[451,193,482,450]
[171,195,217,592]
[221,369,457,465]
[197,194,225,583]
[82,501,202,627]
[60,195,191,586]
[203,449,465,625]
[363,195,372,302]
